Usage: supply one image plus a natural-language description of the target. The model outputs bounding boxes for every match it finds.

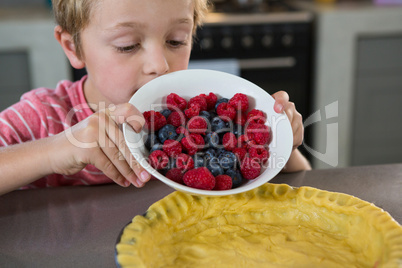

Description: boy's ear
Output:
[54,25,85,69]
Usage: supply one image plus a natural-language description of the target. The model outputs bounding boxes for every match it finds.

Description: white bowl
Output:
[123,69,293,196]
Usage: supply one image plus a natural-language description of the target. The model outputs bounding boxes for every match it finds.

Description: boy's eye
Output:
[116,44,140,53]
[167,40,186,48]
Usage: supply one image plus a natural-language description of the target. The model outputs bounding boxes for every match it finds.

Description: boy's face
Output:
[79,0,195,107]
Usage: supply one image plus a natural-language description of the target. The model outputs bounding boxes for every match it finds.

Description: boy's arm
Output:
[0,103,151,196]
[0,138,56,195]
[282,149,311,173]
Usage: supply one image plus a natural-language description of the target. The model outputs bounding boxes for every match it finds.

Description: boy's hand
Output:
[271,91,304,151]
[51,103,150,188]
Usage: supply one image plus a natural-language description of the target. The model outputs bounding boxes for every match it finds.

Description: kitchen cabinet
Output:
[0,51,30,110]
[352,35,402,166]
[289,1,402,169]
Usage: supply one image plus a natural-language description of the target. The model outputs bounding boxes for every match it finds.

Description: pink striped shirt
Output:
[0,76,112,189]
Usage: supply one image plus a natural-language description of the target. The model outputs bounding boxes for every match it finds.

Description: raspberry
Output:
[184,103,200,118]
[183,167,215,190]
[181,133,205,155]
[165,168,184,184]
[237,135,249,149]
[248,146,269,164]
[240,157,261,180]
[245,123,271,145]
[216,102,236,122]
[163,139,182,157]
[166,93,187,111]
[215,98,229,110]
[246,140,259,151]
[167,111,185,127]
[148,150,169,170]
[187,116,208,135]
[143,111,167,132]
[188,95,208,111]
[234,112,247,126]
[228,93,249,112]
[213,175,233,190]
[200,92,218,110]
[222,132,237,151]
[246,109,266,124]
[232,147,247,161]
[175,153,194,171]
[176,125,189,136]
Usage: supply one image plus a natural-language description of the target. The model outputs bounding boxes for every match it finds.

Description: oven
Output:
[189,0,314,156]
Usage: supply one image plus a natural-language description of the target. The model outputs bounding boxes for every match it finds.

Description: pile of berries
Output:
[143,92,271,191]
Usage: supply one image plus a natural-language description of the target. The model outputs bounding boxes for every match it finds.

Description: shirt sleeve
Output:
[0,88,67,147]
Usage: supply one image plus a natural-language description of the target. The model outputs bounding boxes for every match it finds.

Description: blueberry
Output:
[158,124,177,144]
[199,110,212,122]
[215,98,229,111]
[149,143,163,153]
[215,148,227,156]
[232,124,244,137]
[225,169,243,188]
[218,151,237,170]
[145,133,160,150]
[160,109,172,119]
[207,157,224,176]
[211,116,227,133]
[193,152,206,168]
[204,148,217,163]
[209,111,218,118]
[204,132,220,148]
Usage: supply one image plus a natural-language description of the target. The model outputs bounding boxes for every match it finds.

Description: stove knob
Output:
[200,37,214,50]
[241,35,254,49]
[261,34,273,48]
[221,36,233,49]
[282,34,294,47]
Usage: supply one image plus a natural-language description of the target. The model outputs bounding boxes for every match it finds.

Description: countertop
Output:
[0,163,401,267]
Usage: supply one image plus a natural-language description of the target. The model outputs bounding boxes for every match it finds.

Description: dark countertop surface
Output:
[1,163,401,267]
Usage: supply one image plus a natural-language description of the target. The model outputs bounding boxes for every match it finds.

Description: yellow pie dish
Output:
[115,183,402,268]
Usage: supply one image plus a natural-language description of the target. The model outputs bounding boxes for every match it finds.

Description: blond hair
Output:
[52,0,210,59]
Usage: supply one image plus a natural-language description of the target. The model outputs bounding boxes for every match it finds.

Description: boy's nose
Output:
[143,46,169,76]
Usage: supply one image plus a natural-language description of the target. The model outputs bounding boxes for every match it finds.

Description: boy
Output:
[0,0,310,195]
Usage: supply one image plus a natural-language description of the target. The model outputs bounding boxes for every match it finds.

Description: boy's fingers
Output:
[103,109,151,187]
[92,148,129,187]
[99,135,146,188]
[113,124,151,186]
[272,91,289,113]
[107,103,145,133]
[292,121,304,148]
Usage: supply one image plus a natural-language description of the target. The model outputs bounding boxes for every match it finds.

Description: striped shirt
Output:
[0,76,112,189]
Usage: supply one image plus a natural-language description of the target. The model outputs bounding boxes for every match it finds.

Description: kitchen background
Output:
[0,0,401,169]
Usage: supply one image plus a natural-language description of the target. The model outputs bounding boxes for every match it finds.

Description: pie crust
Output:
[116,183,402,267]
